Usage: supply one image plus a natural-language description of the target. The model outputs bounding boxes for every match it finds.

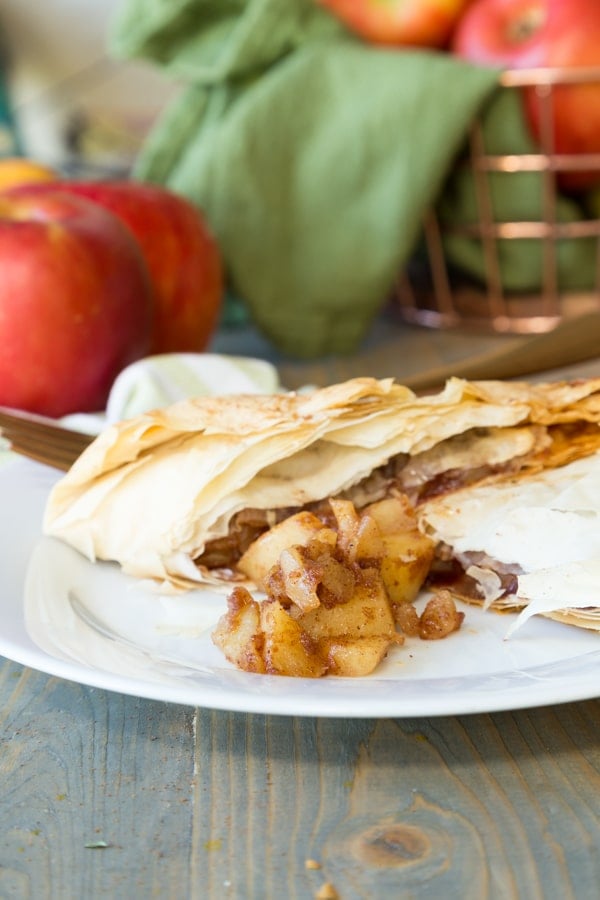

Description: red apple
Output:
[31,181,224,355]
[318,0,473,48]
[0,192,153,416]
[452,0,600,190]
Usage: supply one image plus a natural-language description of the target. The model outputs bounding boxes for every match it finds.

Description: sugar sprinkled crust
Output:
[43,376,600,605]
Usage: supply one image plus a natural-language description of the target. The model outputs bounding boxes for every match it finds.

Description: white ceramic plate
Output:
[2,457,599,717]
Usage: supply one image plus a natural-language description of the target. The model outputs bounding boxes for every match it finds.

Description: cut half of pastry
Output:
[43,375,600,631]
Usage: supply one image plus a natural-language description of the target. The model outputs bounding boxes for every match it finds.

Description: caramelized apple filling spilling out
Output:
[210,420,600,677]
[211,496,464,678]
[198,420,600,573]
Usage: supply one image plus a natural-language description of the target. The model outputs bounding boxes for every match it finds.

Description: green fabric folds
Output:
[110,0,593,357]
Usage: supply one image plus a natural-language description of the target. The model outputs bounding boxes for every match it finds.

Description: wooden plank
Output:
[188,705,600,899]
[1,670,599,898]
[0,660,196,899]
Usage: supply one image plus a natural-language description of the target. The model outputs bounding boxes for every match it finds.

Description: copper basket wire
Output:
[396,67,600,333]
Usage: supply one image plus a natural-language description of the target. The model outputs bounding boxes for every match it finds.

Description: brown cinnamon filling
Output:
[425,555,519,602]
[196,421,600,573]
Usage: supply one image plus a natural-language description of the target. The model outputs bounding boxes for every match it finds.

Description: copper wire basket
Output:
[396,67,600,333]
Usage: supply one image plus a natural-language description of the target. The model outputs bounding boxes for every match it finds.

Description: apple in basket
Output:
[452,0,600,191]
[0,191,153,417]
[8,181,224,356]
[318,0,473,48]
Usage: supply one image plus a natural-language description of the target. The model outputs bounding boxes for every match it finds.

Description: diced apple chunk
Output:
[296,574,395,641]
[323,635,400,677]
[364,497,435,606]
[212,587,266,673]
[380,531,435,606]
[260,599,328,677]
[238,511,335,588]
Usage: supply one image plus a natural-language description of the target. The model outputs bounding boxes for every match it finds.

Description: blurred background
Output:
[1,0,599,369]
[0,0,177,176]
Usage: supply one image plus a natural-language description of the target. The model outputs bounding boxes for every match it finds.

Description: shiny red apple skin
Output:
[0,192,153,416]
[43,181,224,355]
[318,0,473,48]
[452,0,600,190]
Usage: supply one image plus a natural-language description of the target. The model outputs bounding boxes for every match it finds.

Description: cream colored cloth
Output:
[64,353,283,433]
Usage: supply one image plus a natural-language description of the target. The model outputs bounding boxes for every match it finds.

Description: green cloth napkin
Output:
[108,1,506,356]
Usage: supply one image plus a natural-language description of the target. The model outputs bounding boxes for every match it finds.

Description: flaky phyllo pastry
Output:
[44,376,600,636]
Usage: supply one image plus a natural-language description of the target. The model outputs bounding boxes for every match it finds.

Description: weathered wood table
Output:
[1,314,599,899]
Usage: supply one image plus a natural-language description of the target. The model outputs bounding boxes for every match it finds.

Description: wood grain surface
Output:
[1,657,598,900]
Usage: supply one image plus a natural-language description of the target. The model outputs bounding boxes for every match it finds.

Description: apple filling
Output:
[197,418,600,575]
[210,417,600,676]
[212,496,463,678]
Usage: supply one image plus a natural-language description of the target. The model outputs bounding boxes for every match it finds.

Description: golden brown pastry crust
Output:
[43,376,600,607]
